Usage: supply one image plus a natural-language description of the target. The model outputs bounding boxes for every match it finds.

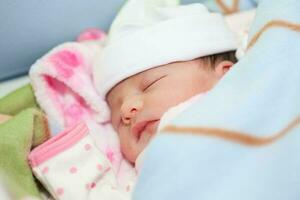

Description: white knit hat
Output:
[93,0,237,98]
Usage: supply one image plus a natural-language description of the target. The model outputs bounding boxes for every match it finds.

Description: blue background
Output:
[0,0,200,81]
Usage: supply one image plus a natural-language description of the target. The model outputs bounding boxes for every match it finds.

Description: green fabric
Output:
[0,108,50,199]
[0,84,39,115]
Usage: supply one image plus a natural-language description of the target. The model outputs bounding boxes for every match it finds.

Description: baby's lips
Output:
[132,120,160,140]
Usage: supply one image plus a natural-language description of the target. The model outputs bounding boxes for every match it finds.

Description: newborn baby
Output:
[94,2,239,164]
[106,53,236,163]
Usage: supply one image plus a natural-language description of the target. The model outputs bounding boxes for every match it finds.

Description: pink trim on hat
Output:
[29,122,88,167]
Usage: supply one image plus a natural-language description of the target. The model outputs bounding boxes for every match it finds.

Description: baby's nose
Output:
[120,97,143,125]
[122,108,137,125]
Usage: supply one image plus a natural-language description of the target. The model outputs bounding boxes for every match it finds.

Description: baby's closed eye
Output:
[142,75,167,92]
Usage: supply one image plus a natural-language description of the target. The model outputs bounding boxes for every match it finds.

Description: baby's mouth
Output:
[132,120,160,140]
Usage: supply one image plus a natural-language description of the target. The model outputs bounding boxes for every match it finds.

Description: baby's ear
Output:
[214,60,234,78]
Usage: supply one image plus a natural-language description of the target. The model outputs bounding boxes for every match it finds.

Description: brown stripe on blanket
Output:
[161,116,300,146]
[247,20,300,50]
[216,0,239,14]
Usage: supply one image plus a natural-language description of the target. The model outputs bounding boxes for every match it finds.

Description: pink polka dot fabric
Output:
[29,123,136,199]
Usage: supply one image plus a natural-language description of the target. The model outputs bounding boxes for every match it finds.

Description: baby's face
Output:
[107,59,223,163]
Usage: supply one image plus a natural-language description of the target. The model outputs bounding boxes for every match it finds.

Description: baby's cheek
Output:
[145,90,175,118]
[110,120,118,132]
[158,87,186,107]
[118,127,130,149]
[109,108,118,130]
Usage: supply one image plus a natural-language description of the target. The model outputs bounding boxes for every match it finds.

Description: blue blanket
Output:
[133,0,300,199]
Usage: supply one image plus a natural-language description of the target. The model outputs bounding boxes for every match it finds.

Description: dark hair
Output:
[200,50,237,69]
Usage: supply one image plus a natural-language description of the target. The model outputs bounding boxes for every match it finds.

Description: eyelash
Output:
[143,75,167,91]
